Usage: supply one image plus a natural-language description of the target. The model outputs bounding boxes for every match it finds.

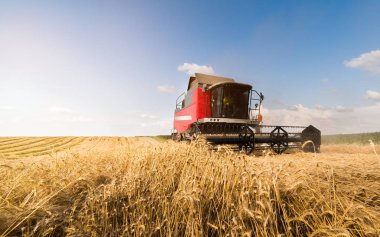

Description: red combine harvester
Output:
[171,73,321,154]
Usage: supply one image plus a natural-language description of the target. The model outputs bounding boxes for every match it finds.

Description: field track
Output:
[0,136,160,162]
[0,137,87,159]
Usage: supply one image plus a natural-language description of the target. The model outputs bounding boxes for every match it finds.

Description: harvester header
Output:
[172,73,320,154]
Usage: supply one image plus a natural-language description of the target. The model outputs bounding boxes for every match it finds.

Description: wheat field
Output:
[0,137,379,236]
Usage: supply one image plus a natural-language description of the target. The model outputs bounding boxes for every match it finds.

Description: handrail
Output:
[175,92,186,110]
[249,90,264,120]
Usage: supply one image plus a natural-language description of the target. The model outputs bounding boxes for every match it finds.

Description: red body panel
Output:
[174,88,211,133]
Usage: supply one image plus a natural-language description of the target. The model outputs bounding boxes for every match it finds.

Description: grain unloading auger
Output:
[171,73,321,154]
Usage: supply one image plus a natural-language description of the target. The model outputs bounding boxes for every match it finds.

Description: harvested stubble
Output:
[0,137,86,159]
[0,138,379,236]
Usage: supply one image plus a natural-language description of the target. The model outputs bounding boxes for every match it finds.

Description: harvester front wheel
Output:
[270,126,289,154]
[238,126,255,155]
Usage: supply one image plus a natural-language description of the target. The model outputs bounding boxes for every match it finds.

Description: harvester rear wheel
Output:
[270,126,289,154]
[238,126,255,155]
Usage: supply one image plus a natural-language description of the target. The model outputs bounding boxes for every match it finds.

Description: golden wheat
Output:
[0,137,379,236]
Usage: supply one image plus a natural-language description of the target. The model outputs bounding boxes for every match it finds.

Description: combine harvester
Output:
[171,73,321,154]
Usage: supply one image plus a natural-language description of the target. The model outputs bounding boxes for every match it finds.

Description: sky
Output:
[1,0,380,136]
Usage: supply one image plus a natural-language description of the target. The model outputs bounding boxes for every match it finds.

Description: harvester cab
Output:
[172,73,320,154]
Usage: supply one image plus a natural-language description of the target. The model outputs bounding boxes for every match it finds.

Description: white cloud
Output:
[177,63,215,76]
[262,103,380,134]
[287,104,306,111]
[334,105,353,112]
[157,85,176,94]
[315,104,328,111]
[314,104,351,112]
[344,50,380,75]
[263,104,332,129]
[366,90,380,101]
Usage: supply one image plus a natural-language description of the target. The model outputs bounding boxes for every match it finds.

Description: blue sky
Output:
[1,1,380,136]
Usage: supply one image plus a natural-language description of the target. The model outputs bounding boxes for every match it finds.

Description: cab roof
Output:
[187,73,251,90]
